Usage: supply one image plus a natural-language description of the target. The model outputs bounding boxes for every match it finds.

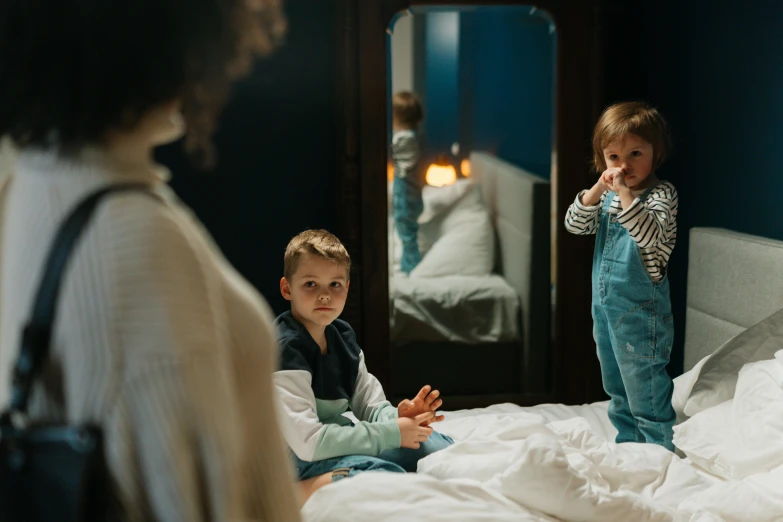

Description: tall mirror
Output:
[386,5,557,407]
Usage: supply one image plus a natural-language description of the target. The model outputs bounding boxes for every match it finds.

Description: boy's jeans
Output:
[293,431,454,482]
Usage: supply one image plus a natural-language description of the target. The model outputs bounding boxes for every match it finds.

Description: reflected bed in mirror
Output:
[386,5,556,407]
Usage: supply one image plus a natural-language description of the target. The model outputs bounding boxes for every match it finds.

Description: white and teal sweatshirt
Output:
[273,311,401,462]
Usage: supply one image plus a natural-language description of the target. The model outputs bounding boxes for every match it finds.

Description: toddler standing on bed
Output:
[564,101,678,451]
[273,229,454,503]
[391,91,425,274]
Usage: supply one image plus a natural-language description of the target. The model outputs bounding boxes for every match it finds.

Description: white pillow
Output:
[670,353,712,425]
[410,191,494,278]
[419,181,483,254]
[418,179,474,224]
[683,305,783,418]
[389,179,491,276]
[673,351,783,480]
[388,178,473,224]
[389,179,476,264]
[673,399,735,478]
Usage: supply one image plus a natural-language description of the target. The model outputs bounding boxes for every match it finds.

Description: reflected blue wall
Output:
[413,7,555,177]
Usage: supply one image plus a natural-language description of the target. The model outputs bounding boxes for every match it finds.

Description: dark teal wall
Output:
[460,10,555,178]
[156,0,337,315]
[415,7,555,176]
[604,0,783,377]
[423,12,461,158]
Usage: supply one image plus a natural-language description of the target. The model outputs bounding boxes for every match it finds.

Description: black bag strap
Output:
[4,183,155,420]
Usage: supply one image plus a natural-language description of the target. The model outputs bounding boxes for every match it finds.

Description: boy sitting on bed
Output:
[273,229,454,503]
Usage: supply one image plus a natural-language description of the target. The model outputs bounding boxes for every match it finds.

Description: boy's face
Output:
[603,133,655,190]
[281,254,350,329]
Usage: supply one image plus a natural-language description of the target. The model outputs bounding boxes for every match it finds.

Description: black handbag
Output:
[0,183,153,522]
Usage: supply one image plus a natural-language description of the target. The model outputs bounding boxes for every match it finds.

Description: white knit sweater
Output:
[0,148,301,522]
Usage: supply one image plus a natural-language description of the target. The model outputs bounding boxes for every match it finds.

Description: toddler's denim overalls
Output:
[591,184,676,451]
[392,142,424,274]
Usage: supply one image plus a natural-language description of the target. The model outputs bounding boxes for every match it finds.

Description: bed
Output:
[389,152,551,401]
[303,227,783,521]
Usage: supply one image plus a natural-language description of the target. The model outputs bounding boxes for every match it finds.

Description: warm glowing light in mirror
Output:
[387,161,394,181]
[460,159,471,177]
[426,163,457,187]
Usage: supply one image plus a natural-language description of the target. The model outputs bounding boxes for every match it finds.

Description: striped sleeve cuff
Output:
[565,190,603,235]
[571,190,601,213]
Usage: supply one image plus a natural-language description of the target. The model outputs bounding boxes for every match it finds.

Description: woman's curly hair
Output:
[0,0,286,167]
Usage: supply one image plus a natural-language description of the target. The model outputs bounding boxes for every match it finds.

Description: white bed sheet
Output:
[304,396,783,522]
[390,273,520,343]
[435,400,616,442]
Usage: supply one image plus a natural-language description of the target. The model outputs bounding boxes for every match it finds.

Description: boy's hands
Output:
[397,413,435,449]
[398,385,444,426]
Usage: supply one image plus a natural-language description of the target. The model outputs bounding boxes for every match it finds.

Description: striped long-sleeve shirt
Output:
[0,148,301,522]
[564,181,678,281]
[391,129,422,188]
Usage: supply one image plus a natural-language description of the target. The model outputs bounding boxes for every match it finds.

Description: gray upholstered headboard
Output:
[470,152,551,391]
[684,227,783,371]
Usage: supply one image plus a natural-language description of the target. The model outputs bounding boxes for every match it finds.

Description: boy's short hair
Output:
[284,229,351,280]
[592,101,672,173]
[392,91,423,129]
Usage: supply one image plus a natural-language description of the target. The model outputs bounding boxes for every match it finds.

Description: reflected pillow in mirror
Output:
[418,180,482,255]
[418,179,475,224]
[410,189,494,278]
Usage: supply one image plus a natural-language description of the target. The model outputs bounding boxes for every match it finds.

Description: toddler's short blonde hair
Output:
[592,101,672,173]
[392,91,423,129]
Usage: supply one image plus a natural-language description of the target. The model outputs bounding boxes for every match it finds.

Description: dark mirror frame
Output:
[334,0,611,406]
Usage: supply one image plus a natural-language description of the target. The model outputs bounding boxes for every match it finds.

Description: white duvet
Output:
[302,354,783,522]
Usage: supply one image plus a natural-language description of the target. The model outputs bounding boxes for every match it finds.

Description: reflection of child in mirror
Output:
[391,91,424,274]
[564,101,678,452]
[274,229,454,504]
